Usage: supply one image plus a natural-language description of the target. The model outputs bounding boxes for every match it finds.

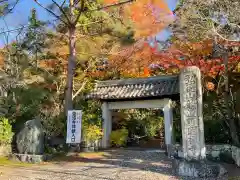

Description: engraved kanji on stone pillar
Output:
[180,66,206,161]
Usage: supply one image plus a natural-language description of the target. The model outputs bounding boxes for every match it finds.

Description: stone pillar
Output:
[163,100,174,157]
[173,67,226,178]
[102,102,112,148]
[179,66,206,161]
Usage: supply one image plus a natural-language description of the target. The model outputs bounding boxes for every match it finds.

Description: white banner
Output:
[66,110,82,144]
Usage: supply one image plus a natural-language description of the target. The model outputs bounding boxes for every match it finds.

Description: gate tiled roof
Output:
[86,75,179,100]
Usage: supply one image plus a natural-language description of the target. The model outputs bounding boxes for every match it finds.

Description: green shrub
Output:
[144,122,158,139]
[83,125,103,143]
[206,154,219,162]
[44,145,57,154]
[144,117,163,139]
[0,117,14,145]
[123,109,164,141]
[110,128,128,147]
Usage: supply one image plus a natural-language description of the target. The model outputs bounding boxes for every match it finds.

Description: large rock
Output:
[173,159,228,178]
[16,119,44,155]
[232,146,240,166]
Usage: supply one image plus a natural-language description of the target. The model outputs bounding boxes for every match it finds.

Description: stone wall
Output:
[174,144,240,167]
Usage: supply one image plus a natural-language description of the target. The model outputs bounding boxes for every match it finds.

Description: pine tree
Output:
[21,9,47,67]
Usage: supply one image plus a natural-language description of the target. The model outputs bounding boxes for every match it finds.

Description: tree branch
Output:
[72,80,87,100]
[75,19,103,27]
[0,0,7,3]
[212,22,240,42]
[85,0,135,12]
[33,0,68,25]
[0,18,60,35]
[74,0,84,25]
[0,25,28,35]
[61,0,66,8]
[52,0,71,24]
[100,0,134,10]
[3,0,20,15]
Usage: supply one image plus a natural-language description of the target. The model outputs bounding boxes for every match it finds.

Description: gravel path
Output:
[0,149,239,180]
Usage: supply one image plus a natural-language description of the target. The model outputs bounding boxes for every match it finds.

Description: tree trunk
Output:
[223,53,240,145]
[65,26,76,114]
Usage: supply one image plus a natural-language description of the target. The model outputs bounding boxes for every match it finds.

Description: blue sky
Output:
[0,0,178,45]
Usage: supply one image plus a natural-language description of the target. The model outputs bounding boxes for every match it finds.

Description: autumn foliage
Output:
[99,0,240,80]
[104,0,174,38]
[90,37,240,80]
[127,0,174,38]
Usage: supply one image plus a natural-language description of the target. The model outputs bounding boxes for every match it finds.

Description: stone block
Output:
[178,150,184,158]
[9,153,51,164]
[173,159,227,178]
[211,150,220,158]
[175,144,240,167]
[223,144,231,151]
[212,145,224,151]
[205,145,213,153]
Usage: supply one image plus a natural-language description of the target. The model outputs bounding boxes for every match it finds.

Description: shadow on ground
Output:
[49,149,175,176]
[47,148,240,179]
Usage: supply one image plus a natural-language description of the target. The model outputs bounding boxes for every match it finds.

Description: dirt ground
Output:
[0,149,239,180]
